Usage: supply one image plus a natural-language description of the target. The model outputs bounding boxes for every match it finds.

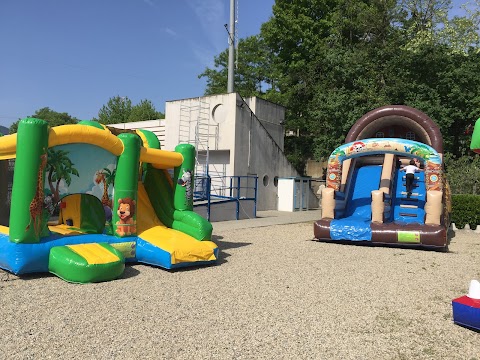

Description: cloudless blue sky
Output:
[0,0,471,129]
[0,0,275,127]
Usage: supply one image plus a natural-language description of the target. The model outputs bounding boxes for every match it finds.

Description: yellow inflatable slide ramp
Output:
[136,184,217,268]
[48,224,84,235]
[48,243,125,283]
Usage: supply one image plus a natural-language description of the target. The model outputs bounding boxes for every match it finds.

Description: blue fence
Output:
[194,175,258,221]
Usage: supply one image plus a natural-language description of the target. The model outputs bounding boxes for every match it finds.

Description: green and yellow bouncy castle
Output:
[0,118,217,283]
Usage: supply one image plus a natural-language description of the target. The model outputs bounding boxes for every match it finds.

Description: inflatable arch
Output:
[326,138,442,192]
[345,105,444,154]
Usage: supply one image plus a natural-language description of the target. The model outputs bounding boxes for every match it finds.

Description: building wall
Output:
[305,160,328,179]
[233,101,300,210]
[108,120,166,146]
[164,94,237,178]
[244,97,285,150]
[111,93,317,211]
[163,93,302,210]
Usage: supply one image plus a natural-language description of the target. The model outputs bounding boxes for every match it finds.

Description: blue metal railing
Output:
[193,174,258,221]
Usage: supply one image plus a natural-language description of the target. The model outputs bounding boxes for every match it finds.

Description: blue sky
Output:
[0,0,275,128]
[0,0,472,129]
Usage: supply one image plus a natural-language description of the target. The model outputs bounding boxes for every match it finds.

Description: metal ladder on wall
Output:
[178,99,226,198]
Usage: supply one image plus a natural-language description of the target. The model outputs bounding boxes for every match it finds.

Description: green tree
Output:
[444,153,480,194]
[9,107,78,134]
[94,96,164,124]
[400,0,480,52]
[129,99,164,122]
[199,35,277,99]
[94,96,133,124]
[379,43,480,156]
[264,0,480,161]
[264,0,405,164]
[200,0,480,171]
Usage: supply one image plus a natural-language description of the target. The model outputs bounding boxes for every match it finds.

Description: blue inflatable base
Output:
[0,232,218,276]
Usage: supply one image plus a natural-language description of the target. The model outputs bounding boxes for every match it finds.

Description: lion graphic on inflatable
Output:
[115,197,136,236]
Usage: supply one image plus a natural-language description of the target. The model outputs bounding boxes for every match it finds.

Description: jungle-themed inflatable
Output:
[0,118,217,283]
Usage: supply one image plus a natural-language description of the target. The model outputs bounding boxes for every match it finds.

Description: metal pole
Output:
[227,0,235,93]
[207,175,211,221]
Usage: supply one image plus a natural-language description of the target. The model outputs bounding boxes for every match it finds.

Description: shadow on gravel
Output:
[212,235,252,250]
[1,271,55,282]
[211,235,252,265]
[312,238,450,253]
[122,265,141,279]
[454,323,480,333]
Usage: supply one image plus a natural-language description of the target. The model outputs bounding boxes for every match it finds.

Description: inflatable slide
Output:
[0,118,218,283]
[314,105,451,250]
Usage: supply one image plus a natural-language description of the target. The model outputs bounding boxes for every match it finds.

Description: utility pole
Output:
[227,0,235,93]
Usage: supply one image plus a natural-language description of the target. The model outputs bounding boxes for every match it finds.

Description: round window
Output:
[263,174,269,187]
[212,103,227,124]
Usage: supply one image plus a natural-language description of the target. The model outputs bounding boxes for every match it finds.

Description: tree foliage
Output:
[129,99,164,122]
[444,153,480,194]
[94,96,164,124]
[199,36,276,98]
[8,96,164,135]
[95,96,132,124]
[200,0,480,173]
[9,107,78,134]
[400,0,480,51]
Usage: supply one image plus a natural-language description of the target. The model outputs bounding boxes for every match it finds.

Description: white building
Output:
[110,93,318,218]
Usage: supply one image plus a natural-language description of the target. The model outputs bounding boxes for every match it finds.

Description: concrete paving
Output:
[212,208,322,233]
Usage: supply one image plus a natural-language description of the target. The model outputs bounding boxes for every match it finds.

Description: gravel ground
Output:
[1,224,480,360]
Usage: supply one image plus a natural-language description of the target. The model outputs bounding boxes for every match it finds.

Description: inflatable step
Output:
[49,243,125,283]
[401,197,419,202]
[399,212,418,217]
[401,191,420,196]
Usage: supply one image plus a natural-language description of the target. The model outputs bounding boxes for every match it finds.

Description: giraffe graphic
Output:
[25,152,48,236]
[95,171,111,208]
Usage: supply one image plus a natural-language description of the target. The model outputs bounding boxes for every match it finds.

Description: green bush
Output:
[444,154,480,195]
[451,194,480,230]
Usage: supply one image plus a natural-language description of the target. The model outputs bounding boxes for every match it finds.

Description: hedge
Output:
[451,194,480,230]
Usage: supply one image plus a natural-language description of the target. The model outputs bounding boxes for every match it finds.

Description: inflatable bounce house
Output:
[0,118,218,283]
[314,105,451,250]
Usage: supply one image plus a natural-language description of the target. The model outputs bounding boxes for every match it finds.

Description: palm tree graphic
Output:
[46,148,79,204]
